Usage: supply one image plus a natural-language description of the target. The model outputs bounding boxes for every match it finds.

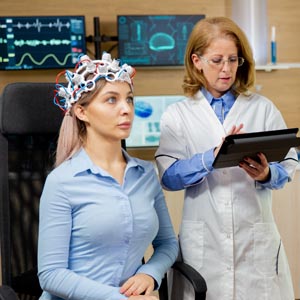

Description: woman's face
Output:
[75,81,134,143]
[192,37,239,98]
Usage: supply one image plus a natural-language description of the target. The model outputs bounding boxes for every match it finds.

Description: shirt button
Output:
[226,233,231,239]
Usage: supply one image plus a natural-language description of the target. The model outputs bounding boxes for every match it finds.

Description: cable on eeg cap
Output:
[53,52,136,112]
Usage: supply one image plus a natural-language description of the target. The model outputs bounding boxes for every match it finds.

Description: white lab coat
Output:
[155,91,298,300]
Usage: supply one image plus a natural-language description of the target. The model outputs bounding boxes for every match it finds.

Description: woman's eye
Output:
[211,58,223,65]
[229,57,238,63]
[107,97,116,104]
[127,97,134,104]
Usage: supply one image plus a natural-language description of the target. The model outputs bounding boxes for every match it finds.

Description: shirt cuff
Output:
[202,148,215,172]
[257,164,280,189]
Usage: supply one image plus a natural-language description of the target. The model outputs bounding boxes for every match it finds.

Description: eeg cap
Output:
[54,52,135,111]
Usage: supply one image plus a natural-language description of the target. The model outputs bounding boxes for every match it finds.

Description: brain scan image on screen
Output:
[117,15,205,66]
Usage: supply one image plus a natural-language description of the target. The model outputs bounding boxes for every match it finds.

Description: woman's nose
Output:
[221,60,231,71]
[120,100,132,114]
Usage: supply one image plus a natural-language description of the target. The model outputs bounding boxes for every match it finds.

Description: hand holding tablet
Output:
[213,128,300,169]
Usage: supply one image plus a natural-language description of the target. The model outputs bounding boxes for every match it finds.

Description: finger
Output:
[236,123,244,133]
[126,288,136,296]
[228,125,237,135]
[243,157,257,167]
[244,157,265,174]
[241,163,256,175]
[257,152,268,166]
[144,286,153,295]
[132,285,146,296]
[228,123,244,135]
[120,280,134,294]
[239,160,269,181]
[232,123,244,135]
[239,161,258,176]
[124,285,138,297]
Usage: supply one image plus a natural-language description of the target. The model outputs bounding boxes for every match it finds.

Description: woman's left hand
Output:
[239,152,270,182]
[120,273,155,297]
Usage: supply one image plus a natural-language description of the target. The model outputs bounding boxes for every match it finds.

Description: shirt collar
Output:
[69,147,144,177]
[201,87,235,106]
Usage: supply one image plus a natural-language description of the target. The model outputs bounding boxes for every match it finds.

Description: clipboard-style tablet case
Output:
[213,128,300,169]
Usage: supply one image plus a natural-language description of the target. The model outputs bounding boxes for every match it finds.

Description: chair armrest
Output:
[11,267,42,297]
[0,285,20,300]
[158,261,207,300]
[172,261,207,296]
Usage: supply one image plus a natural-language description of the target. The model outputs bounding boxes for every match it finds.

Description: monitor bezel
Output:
[0,15,87,71]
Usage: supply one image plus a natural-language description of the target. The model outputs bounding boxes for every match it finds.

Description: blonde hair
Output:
[183,16,255,97]
[55,79,107,167]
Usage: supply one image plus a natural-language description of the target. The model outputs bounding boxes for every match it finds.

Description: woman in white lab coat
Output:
[155,17,298,300]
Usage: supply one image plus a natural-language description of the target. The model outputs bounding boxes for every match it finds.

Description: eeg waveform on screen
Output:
[0,16,86,70]
[14,39,72,47]
[16,53,73,67]
[12,19,71,32]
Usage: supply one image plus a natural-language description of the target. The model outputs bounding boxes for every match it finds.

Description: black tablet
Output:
[213,128,300,169]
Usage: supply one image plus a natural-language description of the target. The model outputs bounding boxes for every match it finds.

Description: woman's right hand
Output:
[227,124,244,136]
[214,124,244,157]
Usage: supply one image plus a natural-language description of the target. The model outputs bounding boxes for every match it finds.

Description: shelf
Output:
[255,63,300,72]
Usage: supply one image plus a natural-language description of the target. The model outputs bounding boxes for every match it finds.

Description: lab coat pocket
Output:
[179,220,204,270]
[253,223,281,276]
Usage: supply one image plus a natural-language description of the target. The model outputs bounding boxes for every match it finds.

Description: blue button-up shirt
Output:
[38,148,178,300]
[202,88,236,123]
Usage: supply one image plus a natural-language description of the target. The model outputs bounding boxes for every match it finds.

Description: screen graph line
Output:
[13,18,71,32]
[16,53,73,67]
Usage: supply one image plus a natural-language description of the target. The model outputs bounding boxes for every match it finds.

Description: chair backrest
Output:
[0,82,63,300]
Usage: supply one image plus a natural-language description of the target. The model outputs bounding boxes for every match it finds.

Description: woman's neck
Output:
[84,138,127,185]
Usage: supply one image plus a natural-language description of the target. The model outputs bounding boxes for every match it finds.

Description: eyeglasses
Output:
[199,56,245,68]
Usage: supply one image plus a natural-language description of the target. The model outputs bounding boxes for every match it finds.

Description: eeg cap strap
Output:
[54,52,135,111]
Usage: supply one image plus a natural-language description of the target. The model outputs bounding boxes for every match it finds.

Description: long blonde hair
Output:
[183,16,255,97]
[55,79,107,167]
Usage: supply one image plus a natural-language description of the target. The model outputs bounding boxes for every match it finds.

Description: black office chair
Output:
[0,82,63,300]
[0,82,206,300]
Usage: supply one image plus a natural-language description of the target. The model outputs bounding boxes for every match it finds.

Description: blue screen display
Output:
[0,16,86,70]
[126,95,185,148]
[117,15,205,66]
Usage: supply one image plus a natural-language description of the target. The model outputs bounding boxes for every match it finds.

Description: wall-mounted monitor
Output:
[126,95,185,148]
[0,16,86,70]
[117,14,205,67]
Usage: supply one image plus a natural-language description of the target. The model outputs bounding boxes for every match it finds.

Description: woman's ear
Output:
[191,53,202,71]
[74,104,88,122]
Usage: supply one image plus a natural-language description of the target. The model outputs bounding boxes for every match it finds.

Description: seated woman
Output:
[37,52,178,300]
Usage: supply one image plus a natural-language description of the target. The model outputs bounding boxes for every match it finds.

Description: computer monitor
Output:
[126,95,185,148]
[117,14,205,67]
[0,15,86,70]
